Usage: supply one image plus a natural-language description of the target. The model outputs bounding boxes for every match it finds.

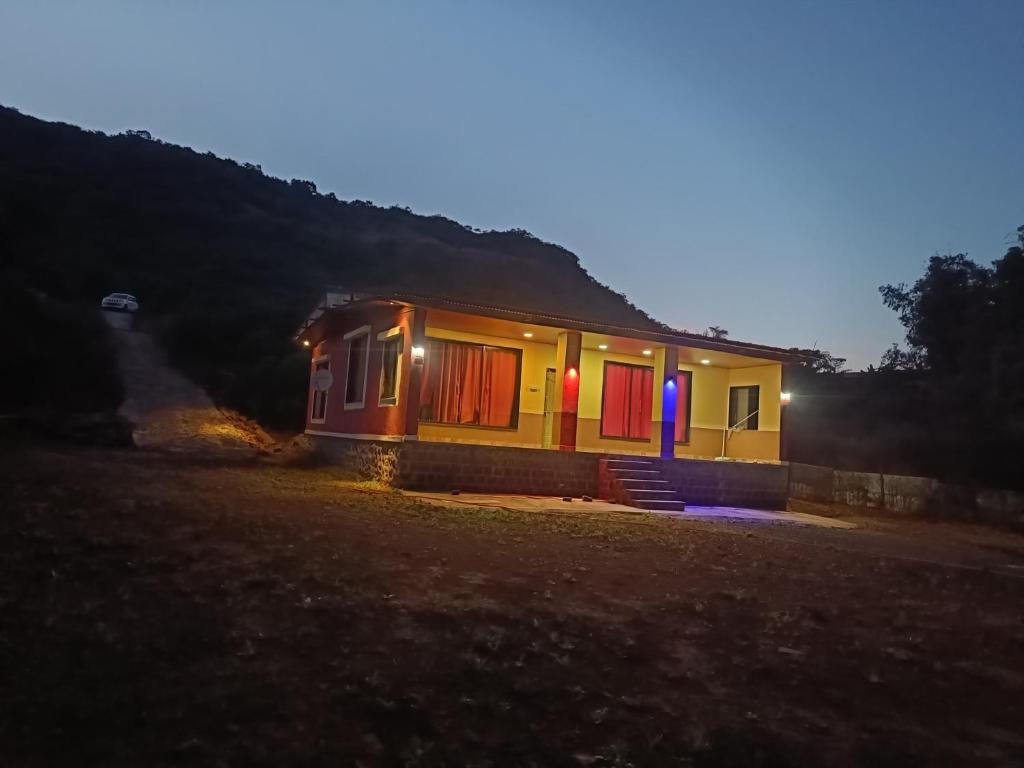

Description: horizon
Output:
[2,1,1021,369]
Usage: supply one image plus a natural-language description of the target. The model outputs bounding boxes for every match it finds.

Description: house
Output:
[296,290,803,508]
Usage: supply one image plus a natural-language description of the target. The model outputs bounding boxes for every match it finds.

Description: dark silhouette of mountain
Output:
[0,106,664,429]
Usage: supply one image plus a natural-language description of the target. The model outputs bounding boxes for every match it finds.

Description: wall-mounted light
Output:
[567,366,578,378]
[302,339,311,347]
[597,344,608,350]
[523,332,534,338]
[700,359,711,365]
[411,345,425,365]
[781,391,792,404]
[642,349,652,356]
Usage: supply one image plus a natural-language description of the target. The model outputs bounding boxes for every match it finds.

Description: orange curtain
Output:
[480,348,518,427]
[420,341,517,427]
[436,343,482,424]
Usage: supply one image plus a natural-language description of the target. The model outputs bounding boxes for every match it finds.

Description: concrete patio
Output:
[405,491,855,529]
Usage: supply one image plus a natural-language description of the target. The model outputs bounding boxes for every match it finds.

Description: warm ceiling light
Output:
[700,359,711,365]
[523,332,533,338]
[642,349,652,356]
[302,340,311,347]
[597,344,608,350]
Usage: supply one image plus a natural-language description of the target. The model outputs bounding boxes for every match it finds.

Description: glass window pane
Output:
[346,334,367,404]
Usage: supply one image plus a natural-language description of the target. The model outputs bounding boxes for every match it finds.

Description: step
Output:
[610,469,661,480]
[616,478,670,489]
[604,458,654,468]
[626,489,679,500]
[632,499,687,512]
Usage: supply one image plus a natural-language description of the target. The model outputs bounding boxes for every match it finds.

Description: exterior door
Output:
[541,367,556,448]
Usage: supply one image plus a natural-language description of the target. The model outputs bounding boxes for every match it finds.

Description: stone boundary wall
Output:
[309,435,790,508]
[789,463,1024,530]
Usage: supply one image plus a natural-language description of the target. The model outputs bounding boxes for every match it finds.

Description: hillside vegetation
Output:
[0,106,661,430]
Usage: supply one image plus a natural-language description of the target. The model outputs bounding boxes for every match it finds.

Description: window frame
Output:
[343,325,371,410]
[310,355,331,424]
[728,384,760,431]
[599,360,655,442]
[418,336,523,430]
[377,327,403,407]
[674,369,694,445]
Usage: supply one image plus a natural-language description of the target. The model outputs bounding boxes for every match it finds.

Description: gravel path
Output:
[103,311,273,457]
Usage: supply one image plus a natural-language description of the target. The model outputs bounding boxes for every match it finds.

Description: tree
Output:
[878,343,923,371]
[705,325,728,339]
[879,253,995,374]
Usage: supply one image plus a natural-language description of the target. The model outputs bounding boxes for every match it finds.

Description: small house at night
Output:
[296,291,802,509]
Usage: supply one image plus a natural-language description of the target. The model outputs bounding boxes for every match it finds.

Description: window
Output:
[729,385,760,431]
[601,362,654,440]
[379,332,402,406]
[675,370,693,443]
[311,358,329,422]
[344,327,370,409]
[418,339,521,428]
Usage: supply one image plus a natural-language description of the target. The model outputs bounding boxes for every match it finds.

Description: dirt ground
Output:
[2,444,1023,767]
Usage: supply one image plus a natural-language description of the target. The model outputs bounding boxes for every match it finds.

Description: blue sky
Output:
[2,1,1021,367]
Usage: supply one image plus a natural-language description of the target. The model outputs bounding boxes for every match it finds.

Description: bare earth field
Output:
[1,444,1022,767]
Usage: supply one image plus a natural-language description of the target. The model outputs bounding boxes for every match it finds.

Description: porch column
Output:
[402,307,427,439]
[658,346,679,458]
[552,331,582,452]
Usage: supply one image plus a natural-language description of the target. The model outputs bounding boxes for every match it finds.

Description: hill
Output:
[0,106,664,430]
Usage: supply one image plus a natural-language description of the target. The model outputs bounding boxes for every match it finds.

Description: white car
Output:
[100,293,140,312]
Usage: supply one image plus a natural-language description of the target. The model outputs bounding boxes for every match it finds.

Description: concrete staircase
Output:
[599,458,686,512]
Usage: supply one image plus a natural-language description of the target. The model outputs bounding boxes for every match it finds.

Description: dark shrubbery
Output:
[787,226,1024,490]
[0,281,123,416]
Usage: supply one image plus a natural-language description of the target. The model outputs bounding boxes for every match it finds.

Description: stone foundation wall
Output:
[789,463,1024,530]
[655,457,789,509]
[397,440,599,496]
[310,434,791,508]
[309,436,598,496]
[308,435,404,485]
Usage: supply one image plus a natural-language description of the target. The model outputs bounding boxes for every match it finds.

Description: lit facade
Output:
[298,292,796,461]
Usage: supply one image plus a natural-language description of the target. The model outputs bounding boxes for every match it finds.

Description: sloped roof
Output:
[297,289,811,363]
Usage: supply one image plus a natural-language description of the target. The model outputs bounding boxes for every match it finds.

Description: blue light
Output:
[663,377,677,414]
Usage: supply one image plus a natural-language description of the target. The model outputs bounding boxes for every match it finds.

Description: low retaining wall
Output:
[309,436,598,497]
[789,463,1024,529]
[657,457,789,509]
[309,435,790,508]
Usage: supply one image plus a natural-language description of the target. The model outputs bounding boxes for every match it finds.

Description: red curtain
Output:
[602,363,653,439]
[674,372,691,443]
[419,341,517,427]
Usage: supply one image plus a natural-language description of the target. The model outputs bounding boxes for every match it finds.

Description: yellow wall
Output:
[416,325,556,448]
[413,324,782,461]
[577,348,662,455]
[674,360,782,460]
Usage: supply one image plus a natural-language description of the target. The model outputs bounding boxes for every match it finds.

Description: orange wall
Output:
[305,304,414,439]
